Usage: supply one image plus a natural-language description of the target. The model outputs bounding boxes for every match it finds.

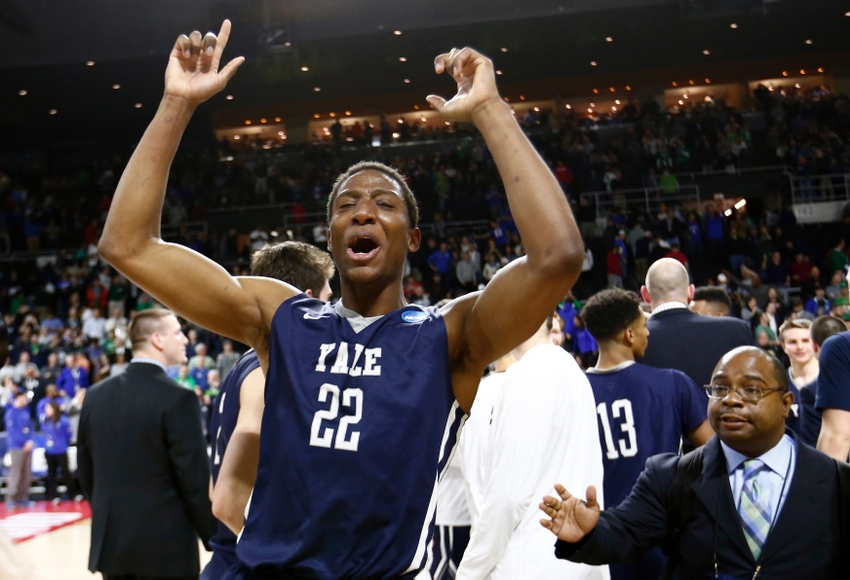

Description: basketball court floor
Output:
[2,501,211,579]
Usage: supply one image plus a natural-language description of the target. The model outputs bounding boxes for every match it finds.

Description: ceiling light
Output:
[818,67,824,73]
[496,70,503,75]
[18,90,26,96]
[566,104,571,109]
[403,78,410,84]
[399,57,407,62]
[593,88,599,94]
[612,106,618,112]
[678,100,684,105]
[112,84,121,90]
[301,66,309,72]
[397,119,403,124]
[245,120,251,125]
[730,23,738,29]
[314,114,320,119]
[225,94,234,100]
[705,78,711,84]
[233,135,240,140]
[684,94,689,99]
[609,87,615,92]
[615,99,621,105]
[519,95,525,100]
[500,47,508,52]
[413,105,420,110]
[795,83,801,88]
[49,109,57,115]
[702,49,710,55]
[284,41,291,47]
[134,103,142,108]
[587,108,593,113]
[846,11,850,16]
[329,112,336,117]
[394,30,402,35]
[672,81,678,87]
[533,107,540,112]
[274,117,281,122]
[345,111,352,116]
[590,61,597,66]
[260,118,267,123]
[689,80,695,85]
[314,87,321,92]
[800,69,806,75]
[626,85,632,91]
[590,102,595,107]
[782,71,788,76]
[421,117,427,122]
[805,39,813,45]
[504,97,510,102]
[86,60,95,66]
[605,36,613,42]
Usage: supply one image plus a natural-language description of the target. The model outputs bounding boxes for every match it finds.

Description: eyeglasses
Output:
[703,384,786,403]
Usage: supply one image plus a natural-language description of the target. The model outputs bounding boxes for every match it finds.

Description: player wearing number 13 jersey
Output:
[99,20,586,579]
[581,289,712,580]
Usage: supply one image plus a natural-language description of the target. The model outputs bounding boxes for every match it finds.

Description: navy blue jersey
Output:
[798,378,821,447]
[586,362,706,509]
[785,370,802,436]
[237,295,462,577]
[208,349,261,556]
[816,332,850,413]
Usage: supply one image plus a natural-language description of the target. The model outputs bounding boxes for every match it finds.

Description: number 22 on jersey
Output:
[597,399,638,460]
[310,383,364,452]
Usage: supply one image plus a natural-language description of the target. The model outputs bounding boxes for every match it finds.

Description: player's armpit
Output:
[686,420,714,447]
[443,259,571,410]
[817,408,850,461]
[212,367,265,533]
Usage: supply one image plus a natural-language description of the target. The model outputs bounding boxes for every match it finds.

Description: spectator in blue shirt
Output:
[427,242,452,275]
[56,354,89,395]
[5,391,34,509]
[805,288,831,317]
[41,401,74,504]
[37,384,69,425]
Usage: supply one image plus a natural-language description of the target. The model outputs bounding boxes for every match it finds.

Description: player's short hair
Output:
[326,161,419,228]
[581,288,642,342]
[128,308,174,351]
[251,241,335,296]
[811,315,847,347]
[693,286,732,314]
[767,352,789,391]
[778,318,811,341]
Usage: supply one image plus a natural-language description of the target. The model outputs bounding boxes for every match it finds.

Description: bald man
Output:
[640,258,754,387]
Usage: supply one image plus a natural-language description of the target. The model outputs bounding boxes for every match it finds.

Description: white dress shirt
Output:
[456,345,608,580]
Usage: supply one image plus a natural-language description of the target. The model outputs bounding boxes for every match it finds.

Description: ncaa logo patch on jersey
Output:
[401,310,429,324]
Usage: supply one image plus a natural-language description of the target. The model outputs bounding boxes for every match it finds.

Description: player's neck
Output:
[595,343,635,370]
[790,357,818,384]
[339,281,407,317]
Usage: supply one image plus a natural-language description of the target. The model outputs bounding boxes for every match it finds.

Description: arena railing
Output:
[581,184,701,220]
[789,173,850,205]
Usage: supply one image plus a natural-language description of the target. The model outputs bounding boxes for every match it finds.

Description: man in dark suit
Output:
[640,258,754,386]
[78,308,216,580]
[540,346,850,578]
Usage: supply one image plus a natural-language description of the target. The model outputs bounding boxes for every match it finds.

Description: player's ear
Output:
[408,227,421,253]
[305,289,314,297]
[624,327,634,346]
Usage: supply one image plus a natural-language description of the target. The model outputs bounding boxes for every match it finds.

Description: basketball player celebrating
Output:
[98,20,584,578]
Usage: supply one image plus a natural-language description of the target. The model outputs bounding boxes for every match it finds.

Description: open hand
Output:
[164,19,245,107]
[426,48,503,125]
[539,483,601,543]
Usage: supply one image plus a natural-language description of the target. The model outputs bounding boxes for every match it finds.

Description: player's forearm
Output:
[212,430,260,533]
[99,95,195,262]
[817,424,850,461]
[473,101,583,276]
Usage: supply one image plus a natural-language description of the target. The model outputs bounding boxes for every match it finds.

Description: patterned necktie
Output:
[739,459,771,560]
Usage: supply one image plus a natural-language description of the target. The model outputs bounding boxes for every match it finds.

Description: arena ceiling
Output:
[1,0,849,147]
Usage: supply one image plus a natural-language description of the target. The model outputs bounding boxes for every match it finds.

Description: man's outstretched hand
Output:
[164,19,245,107]
[539,483,601,543]
[427,48,505,126]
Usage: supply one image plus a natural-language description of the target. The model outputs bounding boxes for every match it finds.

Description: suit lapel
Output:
[690,438,756,565]
[758,440,830,562]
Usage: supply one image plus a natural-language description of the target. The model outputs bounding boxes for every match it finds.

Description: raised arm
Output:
[98,20,296,349]
[431,49,584,408]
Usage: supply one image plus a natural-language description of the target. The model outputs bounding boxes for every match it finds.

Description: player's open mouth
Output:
[720,414,748,427]
[347,236,380,261]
